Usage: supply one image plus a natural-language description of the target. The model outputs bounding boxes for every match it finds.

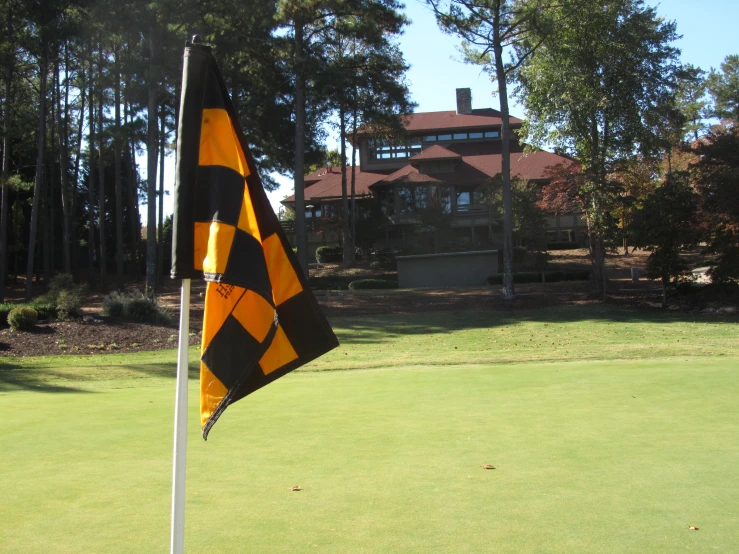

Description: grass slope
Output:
[1,305,737,553]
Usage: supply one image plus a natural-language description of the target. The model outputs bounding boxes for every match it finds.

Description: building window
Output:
[377,188,395,216]
[397,186,429,214]
[456,190,471,211]
[440,186,453,213]
[369,138,421,161]
[421,130,500,143]
[322,203,338,217]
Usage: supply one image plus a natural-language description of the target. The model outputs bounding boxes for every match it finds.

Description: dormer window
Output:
[421,130,500,143]
[369,138,421,161]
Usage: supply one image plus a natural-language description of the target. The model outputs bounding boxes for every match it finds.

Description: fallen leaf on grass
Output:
[481,465,496,470]
[689,526,699,531]
[290,486,302,491]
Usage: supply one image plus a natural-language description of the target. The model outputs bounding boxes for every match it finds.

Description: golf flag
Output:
[171,42,339,439]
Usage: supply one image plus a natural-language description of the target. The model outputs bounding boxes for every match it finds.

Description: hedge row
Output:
[487,270,591,285]
[546,241,580,250]
[0,300,56,325]
[315,245,342,263]
[348,279,399,290]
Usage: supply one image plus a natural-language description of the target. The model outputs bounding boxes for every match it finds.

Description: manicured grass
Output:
[1,305,738,553]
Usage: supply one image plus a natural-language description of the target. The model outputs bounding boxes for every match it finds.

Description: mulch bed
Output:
[0,275,734,359]
[0,317,202,358]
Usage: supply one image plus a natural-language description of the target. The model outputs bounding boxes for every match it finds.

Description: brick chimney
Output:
[456,88,472,114]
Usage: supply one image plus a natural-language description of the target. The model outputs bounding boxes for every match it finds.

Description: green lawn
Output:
[1,305,738,553]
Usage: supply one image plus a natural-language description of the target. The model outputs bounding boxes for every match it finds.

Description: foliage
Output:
[691,124,739,283]
[102,290,171,325]
[28,301,57,320]
[41,273,84,319]
[8,307,38,331]
[514,0,681,295]
[315,245,343,263]
[707,55,739,122]
[630,175,700,301]
[413,196,454,254]
[354,201,389,256]
[487,270,590,285]
[546,241,579,251]
[372,252,397,270]
[348,278,399,290]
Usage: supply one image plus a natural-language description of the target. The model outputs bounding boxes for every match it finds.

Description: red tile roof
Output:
[283,167,388,203]
[283,143,577,205]
[377,142,574,186]
[356,109,523,136]
[409,144,462,162]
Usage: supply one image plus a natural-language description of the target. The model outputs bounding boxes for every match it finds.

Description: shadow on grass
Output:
[0,360,93,394]
[0,358,201,394]
[332,304,738,345]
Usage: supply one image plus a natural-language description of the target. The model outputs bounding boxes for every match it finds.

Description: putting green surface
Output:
[1,306,738,553]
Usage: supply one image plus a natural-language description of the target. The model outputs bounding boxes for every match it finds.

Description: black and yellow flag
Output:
[171,42,338,439]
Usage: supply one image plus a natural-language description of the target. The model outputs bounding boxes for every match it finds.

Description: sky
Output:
[151,0,739,220]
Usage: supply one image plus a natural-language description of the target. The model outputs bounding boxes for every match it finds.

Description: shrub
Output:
[40,273,84,319]
[125,297,160,322]
[514,272,542,284]
[102,290,172,325]
[8,307,38,331]
[28,300,57,320]
[547,241,579,250]
[55,289,84,319]
[487,270,591,285]
[372,254,397,270]
[348,279,399,290]
[315,245,342,263]
[102,292,125,317]
[543,271,565,283]
[0,303,17,322]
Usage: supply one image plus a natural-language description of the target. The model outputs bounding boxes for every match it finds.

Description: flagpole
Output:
[170,278,191,554]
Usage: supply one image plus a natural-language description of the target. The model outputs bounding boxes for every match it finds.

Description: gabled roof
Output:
[355,109,523,136]
[303,166,344,185]
[282,167,388,204]
[375,142,575,187]
[401,109,522,132]
[409,144,462,162]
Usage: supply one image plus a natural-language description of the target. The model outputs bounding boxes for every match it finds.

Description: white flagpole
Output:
[170,278,191,554]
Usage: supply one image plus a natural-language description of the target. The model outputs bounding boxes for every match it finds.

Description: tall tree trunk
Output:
[145,28,158,293]
[0,6,14,302]
[71,68,85,278]
[351,98,358,255]
[293,19,308,274]
[156,105,165,283]
[124,58,139,279]
[25,44,48,302]
[57,46,72,273]
[97,43,107,292]
[44,78,55,284]
[493,1,515,301]
[589,115,606,297]
[340,107,352,268]
[113,43,124,290]
[87,43,97,290]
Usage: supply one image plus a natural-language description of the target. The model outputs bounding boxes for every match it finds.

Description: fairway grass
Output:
[1,305,738,553]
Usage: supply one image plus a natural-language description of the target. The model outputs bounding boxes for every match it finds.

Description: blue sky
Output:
[156,0,739,218]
